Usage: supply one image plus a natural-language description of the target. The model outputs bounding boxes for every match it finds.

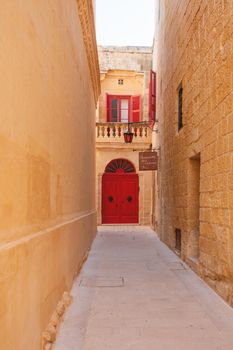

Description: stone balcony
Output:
[96,122,152,149]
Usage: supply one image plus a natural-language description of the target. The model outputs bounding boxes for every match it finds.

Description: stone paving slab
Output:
[54,226,233,350]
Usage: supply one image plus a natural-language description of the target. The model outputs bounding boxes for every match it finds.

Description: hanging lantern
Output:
[123,130,134,143]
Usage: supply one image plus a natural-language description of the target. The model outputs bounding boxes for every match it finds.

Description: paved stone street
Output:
[54,227,233,350]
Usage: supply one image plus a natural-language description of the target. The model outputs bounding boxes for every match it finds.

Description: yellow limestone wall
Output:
[0,1,98,349]
[155,0,233,305]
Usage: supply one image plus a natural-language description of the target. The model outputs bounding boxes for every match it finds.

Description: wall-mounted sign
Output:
[139,151,158,171]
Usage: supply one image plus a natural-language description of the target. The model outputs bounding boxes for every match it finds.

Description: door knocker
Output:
[127,195,133,202]
[108,195,114,203]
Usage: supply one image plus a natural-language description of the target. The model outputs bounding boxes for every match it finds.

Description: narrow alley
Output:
[1,0,233,349]
[54,227,233,350]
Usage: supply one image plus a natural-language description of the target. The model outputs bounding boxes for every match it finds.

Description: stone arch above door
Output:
[105,158,136,173]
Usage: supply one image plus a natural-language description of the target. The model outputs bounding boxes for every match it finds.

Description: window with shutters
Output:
[107,95,141,123]
[178,83,183,131]
[149,70,156,122]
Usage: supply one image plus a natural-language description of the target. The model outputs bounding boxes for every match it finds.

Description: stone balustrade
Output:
[96,122,152,144]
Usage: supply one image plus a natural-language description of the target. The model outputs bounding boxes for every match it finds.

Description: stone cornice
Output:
[77,0,100,105]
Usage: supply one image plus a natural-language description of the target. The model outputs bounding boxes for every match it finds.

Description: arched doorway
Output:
[102,159,139,224]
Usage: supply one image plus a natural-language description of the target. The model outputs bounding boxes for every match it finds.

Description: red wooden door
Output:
[102,173,139,224]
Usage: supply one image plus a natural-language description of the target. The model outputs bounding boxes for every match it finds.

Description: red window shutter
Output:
[131,96,141,122]
[106,93,110,122]
[149,70,156,122]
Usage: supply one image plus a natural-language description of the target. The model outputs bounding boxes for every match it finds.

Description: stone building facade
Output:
[96,46,156,226]
[154,0,233,305]
[0,1,100,349]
